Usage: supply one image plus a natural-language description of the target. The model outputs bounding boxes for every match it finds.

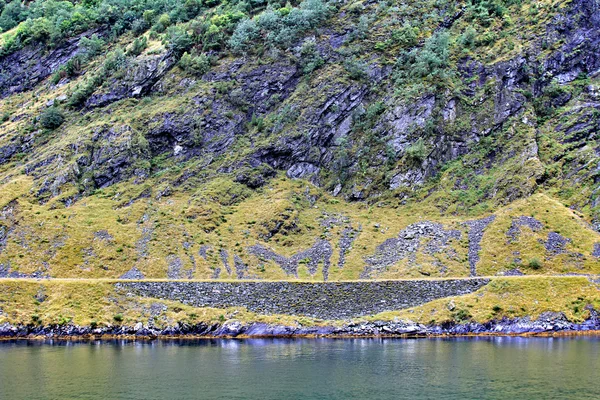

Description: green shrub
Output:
[143,10,157,25]
[229,0,331,53]
[528,258,542,270]
[228,18,259,54]
[405,138,427,164]
[165,25,192,54]
[453,308,472,322]
[127,36,147,56]
[179,52,211,75]
[131,18,149,35]
[155,13,172,32]
[299,39,324,75]
[394,31,452,86]
[0,0,28,32]
[392,21,419,47]
[80,34,104,58]
[113,313,124,322]
[459,26,477,48]
[344,58,367,80]
[40,107,65,130]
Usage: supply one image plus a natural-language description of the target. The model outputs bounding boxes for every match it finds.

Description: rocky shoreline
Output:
[2,311,599,340]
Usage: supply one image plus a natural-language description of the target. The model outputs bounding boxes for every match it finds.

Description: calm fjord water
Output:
[0,337,598,400]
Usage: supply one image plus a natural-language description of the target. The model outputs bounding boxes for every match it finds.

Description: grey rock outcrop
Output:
[465,216,496,276]
[507,216,543,242]
[120,267,145,280]
[248,239,333,280]
[361,222,461,278]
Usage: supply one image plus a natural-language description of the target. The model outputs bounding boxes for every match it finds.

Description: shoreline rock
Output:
[2,311,598,340]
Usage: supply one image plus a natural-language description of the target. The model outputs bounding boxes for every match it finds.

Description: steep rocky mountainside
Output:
[1,0,599,280]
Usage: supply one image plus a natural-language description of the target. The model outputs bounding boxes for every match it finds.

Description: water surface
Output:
[0,337,598,399]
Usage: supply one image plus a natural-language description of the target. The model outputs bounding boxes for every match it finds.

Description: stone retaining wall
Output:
[116,279,490,319]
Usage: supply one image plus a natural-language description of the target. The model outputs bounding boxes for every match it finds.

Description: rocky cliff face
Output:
[0,0,599,280]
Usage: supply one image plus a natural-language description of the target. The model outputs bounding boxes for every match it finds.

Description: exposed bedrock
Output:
[465,216,496,277]
[507,216,543,242]
[2,309,600,338]
[248,239,333,280]
[116,278,490,320]
[361,222,461,278]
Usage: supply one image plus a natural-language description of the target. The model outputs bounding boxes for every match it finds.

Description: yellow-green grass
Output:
[1,172,599,280]
[0,279,324,328]
[370,276,600,325]
[0,276,598,329]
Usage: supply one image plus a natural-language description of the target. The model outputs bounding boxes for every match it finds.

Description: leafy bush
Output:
[179,52,211,75]
[155,13,172,32]
[228,18,259,54]
[80,34,104,58]
[459,26,477,48]
[405,138,427,164]
[298,38,324,75]
[165,25,192,54]
[229,0,332,53]
[528,258,542,270]
[127,36,147,56]
[452,308,472,322]
[392,21,419,47]
[0,0,28,32]
[344,58,367,80]
[350,15,371,41]
[394,31,452,87]
[39,107,64,130]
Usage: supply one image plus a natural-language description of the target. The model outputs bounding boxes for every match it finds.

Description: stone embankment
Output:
[115,278,490,320]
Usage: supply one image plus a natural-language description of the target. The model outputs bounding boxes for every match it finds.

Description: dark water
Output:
[0,337,599,400]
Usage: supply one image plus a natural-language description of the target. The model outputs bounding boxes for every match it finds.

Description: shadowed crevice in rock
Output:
[0,226,7,255]
[247,240,333,280]
[465,215,496,277]
[361,222,461,279]
[0,29,105,98]
[116,278,490,320]
[0,200,19,255]
[135,213,154,259]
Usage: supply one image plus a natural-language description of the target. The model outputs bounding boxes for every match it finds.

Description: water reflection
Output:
[0,337,598,400]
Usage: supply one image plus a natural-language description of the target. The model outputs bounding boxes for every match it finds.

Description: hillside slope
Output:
[1,0,599,281]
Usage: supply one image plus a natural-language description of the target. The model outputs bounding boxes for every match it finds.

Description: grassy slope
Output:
[1,174,599,280]
[372,276,600,325]
[1,0,600,326]
[0,276,598,328]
